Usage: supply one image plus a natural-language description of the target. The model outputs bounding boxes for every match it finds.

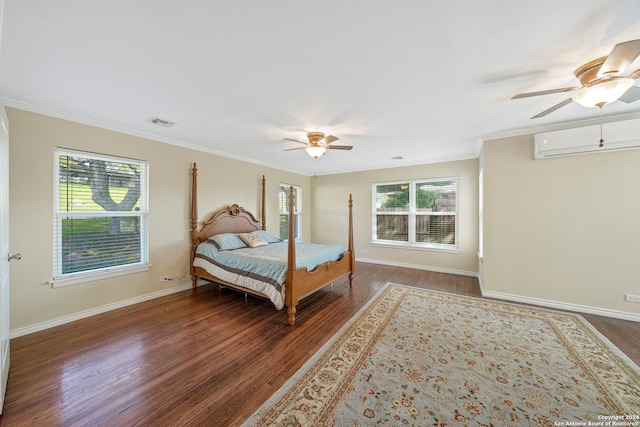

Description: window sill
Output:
[372,241,460,254]
[50,263,151,288]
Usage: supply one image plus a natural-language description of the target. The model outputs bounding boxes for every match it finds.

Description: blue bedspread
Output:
[195,241,346,290]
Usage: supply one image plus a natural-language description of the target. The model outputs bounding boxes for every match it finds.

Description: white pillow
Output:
[237,232,268,248]
[254,230,281,243]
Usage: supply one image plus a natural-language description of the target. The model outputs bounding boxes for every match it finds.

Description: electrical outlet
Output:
[625,294,640,303]
[159,276,171,282]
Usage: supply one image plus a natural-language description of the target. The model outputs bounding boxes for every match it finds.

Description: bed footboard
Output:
[283,187,355,326]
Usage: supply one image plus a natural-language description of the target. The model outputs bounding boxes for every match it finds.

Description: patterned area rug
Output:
[243,283,640,426]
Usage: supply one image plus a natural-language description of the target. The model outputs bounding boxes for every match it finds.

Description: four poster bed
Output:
[189,163,355,326]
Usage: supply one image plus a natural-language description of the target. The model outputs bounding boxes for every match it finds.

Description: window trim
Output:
[49,264,151,288]
[52,148,150,286]
[372,177,459,252]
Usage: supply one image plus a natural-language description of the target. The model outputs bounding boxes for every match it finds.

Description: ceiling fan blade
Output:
[283,147,306,151]
[326,145,353,150]
[618,85,640,103]
[324,135,339,144]
[530,98,574,119]
[283,137,307,145]
[511,86,579,99]
[598,39,640,76]
[630,68,640,79]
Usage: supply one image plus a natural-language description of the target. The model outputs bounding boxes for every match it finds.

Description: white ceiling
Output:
[1,0,640,176]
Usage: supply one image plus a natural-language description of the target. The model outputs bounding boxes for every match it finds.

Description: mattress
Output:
[193,240,346,309]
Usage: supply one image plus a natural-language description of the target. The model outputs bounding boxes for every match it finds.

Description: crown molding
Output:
[481,110,640,141]
[2,98,310,176]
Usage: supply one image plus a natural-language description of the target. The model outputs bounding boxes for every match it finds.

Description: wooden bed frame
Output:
[189,163,355,326]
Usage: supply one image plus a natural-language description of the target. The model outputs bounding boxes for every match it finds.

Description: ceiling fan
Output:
[512,39,640,119]
[283,132,353,158]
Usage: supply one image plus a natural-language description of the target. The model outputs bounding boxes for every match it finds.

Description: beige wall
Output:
[480,134,640,317]
[311,160,479,276]
[7,108,310,332]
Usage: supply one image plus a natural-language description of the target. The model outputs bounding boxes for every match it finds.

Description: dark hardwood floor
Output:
[1,262,638,426]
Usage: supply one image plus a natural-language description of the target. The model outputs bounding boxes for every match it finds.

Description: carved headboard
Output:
[194,204,262,243]
[190,163,266,246]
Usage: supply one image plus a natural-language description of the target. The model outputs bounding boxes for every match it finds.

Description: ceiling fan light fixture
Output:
[305,145,326,158]
[571,77,635,107]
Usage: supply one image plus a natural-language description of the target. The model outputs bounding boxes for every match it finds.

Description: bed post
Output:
[261,175,266,231]
[348,193,355,286]
[286,185,297,326]
[190,163,198,288]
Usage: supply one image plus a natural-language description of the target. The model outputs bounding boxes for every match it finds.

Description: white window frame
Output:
[372,177,459,253]
[52,148,150,287]
[279,183,301,241]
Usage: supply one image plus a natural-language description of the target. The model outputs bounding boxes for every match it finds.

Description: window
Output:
[373,178,458,251]
[53,149,149,286]
[279,183,301,240]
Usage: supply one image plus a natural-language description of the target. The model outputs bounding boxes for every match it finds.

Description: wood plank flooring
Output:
[1,262,638,426]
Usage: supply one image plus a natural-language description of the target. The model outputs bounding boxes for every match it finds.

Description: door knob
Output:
[7,253,21,261]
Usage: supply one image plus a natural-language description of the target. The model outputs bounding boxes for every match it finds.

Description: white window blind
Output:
[53,149,149,285]
[373,178,458,250]
[279,183,301,240]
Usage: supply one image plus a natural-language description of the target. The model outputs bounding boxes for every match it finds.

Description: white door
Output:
[0,99,11,413]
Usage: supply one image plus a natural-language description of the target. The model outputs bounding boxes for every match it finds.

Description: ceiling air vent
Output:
[149,117,177,128]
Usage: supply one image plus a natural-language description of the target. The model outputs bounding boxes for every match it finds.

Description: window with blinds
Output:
[52,149,149,286]
[279,183,301,240]
[373,178,458,250]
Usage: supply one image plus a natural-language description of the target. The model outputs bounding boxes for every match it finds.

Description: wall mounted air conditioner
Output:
[534,118,640,159]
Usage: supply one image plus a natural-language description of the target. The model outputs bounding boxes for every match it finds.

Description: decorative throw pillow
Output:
[208,233,248,251]
[254,230,281,243]
[237,232,269,248]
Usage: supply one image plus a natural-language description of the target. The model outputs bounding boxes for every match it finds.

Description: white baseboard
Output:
[356,257,639,322]
[482,290,640,323]
[356,257,478,278]
[14,266,637,339]
[477,273,484,293]
[10,282,201,339]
